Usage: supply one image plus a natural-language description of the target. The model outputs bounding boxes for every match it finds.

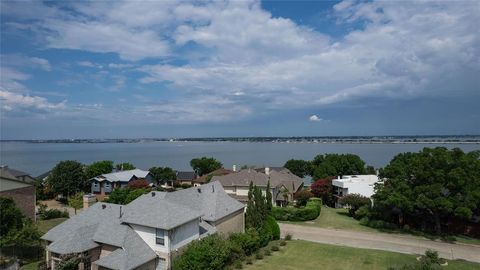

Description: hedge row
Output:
[272,199,321,221]
[174,217,280,270]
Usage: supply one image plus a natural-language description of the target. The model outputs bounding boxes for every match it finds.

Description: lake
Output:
[1,141,479,176]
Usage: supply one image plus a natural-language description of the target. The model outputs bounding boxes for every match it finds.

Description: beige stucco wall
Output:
[214,208,245,235]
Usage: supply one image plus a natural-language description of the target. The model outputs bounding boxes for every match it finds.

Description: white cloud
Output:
[77,61,95,67]
[30,57,51,71]
[0,90,66,113]
[309,115,323,122]
[0,67,30,92]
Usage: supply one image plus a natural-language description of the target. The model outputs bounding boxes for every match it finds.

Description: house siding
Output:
[214,208,245,235]
[171,219,199,250]
[0,184,36,220]
[130,224,170,254]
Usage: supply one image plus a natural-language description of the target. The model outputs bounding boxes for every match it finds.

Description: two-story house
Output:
[41,181,245,270]
[212,167,304,206]
[90,169,153,196]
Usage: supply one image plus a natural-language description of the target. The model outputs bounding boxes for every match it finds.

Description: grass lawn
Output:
[280,206,480,245]
[20,261,40,270]
[244,240,480,270]
[36,218,68,234]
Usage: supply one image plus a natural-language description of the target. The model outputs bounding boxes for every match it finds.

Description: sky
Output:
[1,0,479,139]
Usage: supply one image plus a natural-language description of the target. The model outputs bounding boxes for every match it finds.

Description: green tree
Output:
[245,181,255,229]
[149,166,176,185]
[266,181,272,211]
[338,193,371,216]
[49,160,86,197]
[283,159,311,178]
[372,147,480,235]
[115,162,136,171]
[311,154,367,179]
[104,188,149,205]
[190,157,222,176]
[0,197,24,237]
[85,160,113,179]
[68,192,84,215]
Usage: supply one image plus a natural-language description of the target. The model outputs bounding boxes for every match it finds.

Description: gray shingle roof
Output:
[90,169,150,183]
[176,171,196,181]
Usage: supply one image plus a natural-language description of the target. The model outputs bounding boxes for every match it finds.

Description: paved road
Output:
[279,223,480,263]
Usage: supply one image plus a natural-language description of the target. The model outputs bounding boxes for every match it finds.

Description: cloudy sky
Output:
[1,0,479,139]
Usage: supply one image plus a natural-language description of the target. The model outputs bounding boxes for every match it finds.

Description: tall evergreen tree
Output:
[266,181,273,212]
[245,181,255,229]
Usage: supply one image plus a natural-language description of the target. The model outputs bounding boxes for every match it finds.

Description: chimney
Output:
[83,194,97,209]
[265,167,270,175]
[337,175,341,180]
[232,165,237,172]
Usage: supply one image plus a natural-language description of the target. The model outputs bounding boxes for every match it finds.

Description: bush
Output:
[339,194,371,216]
[264,249,271,256]
[246,259,253,265]
[173,234,232,270]
[294,190,313,206]
[181,183,192,189]
[264,216,280,240]
[285,233,292,241]
[229,229,260,256]
[234,261,242,269]
[272,199,321,221]
[279,240,286,246]
[360,218,398,230]
[38,204,69,220]
[271,245,279,251]
[354,205,371,220]
[255,252,263,260]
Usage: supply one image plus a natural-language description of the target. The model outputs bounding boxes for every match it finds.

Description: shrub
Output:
[339,194,371,216]
[271,245,279,251]
[255,252,263,260]
[279,240,286,246]
[264,249,271,256]
[246,259,253,265]
[229,229,260,256]
[272,199,321,221]
[173,234,232,270]
[234,261,242,269]
[264,216,280,240]
[38,204,69,220]
[285,233,292,241]
[354,205,371,220]
[181,183,192,189]
[294,190,313,206]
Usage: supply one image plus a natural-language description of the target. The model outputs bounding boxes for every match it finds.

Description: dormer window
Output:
[156,228,165,245]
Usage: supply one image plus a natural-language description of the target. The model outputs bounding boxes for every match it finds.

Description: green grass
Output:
[36,218,68,234]
[244,240,480,270]
[280,206,480,245]
[20,261,40,270]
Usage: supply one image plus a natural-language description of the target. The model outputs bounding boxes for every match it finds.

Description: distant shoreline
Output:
[1,135,480,144]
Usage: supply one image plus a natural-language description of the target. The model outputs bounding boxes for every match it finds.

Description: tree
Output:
[115,162,136,171]
[245,182,255,229]
[104,188,149,205]
[283,159,311,178]
[311,154,367,179]
[190,157,222,176]
[266,181,272,211]
[68,192,84,215]
[85,160,113,179]
[294,190,313,207]
[149,166,176,185]
[339,194,371,216]
[49,160,86,197]
[310,176,336,206]
[0,197,24,237]
[372,147,480,235]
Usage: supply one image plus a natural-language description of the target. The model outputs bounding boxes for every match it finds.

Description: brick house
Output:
[0,166,36,220]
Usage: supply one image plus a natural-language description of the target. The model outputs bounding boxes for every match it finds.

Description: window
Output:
[93,182,99,187]
[156,229,165,245]
[104,182,111,188]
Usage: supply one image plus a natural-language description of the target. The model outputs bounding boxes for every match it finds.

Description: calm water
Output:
[0,141,479,176]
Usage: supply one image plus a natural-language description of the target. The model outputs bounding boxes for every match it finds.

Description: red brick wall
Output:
[0,185,36,220]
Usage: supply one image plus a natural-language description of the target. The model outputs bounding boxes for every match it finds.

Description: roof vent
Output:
[212,185,215,193]
[152,192,156,197]
[102,204,106,209]
[197,188,201,193]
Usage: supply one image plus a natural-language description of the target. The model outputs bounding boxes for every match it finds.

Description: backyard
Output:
[244,240,480,270]
[281,206,480,245]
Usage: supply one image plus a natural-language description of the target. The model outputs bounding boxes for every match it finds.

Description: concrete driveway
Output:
[279,223,480,263]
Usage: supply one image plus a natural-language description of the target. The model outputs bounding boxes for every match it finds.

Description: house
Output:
[192,168,234,187]
[90,169,153,195]
[42,181,245,270]
[212,167,304,206]
[0,166,36,220]
[332,175,381,208]
[174,171,196,186]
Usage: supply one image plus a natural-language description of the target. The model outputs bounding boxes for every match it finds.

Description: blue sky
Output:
[1,0,479,139]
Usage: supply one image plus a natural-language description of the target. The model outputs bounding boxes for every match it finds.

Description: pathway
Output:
[279,223,480,263]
